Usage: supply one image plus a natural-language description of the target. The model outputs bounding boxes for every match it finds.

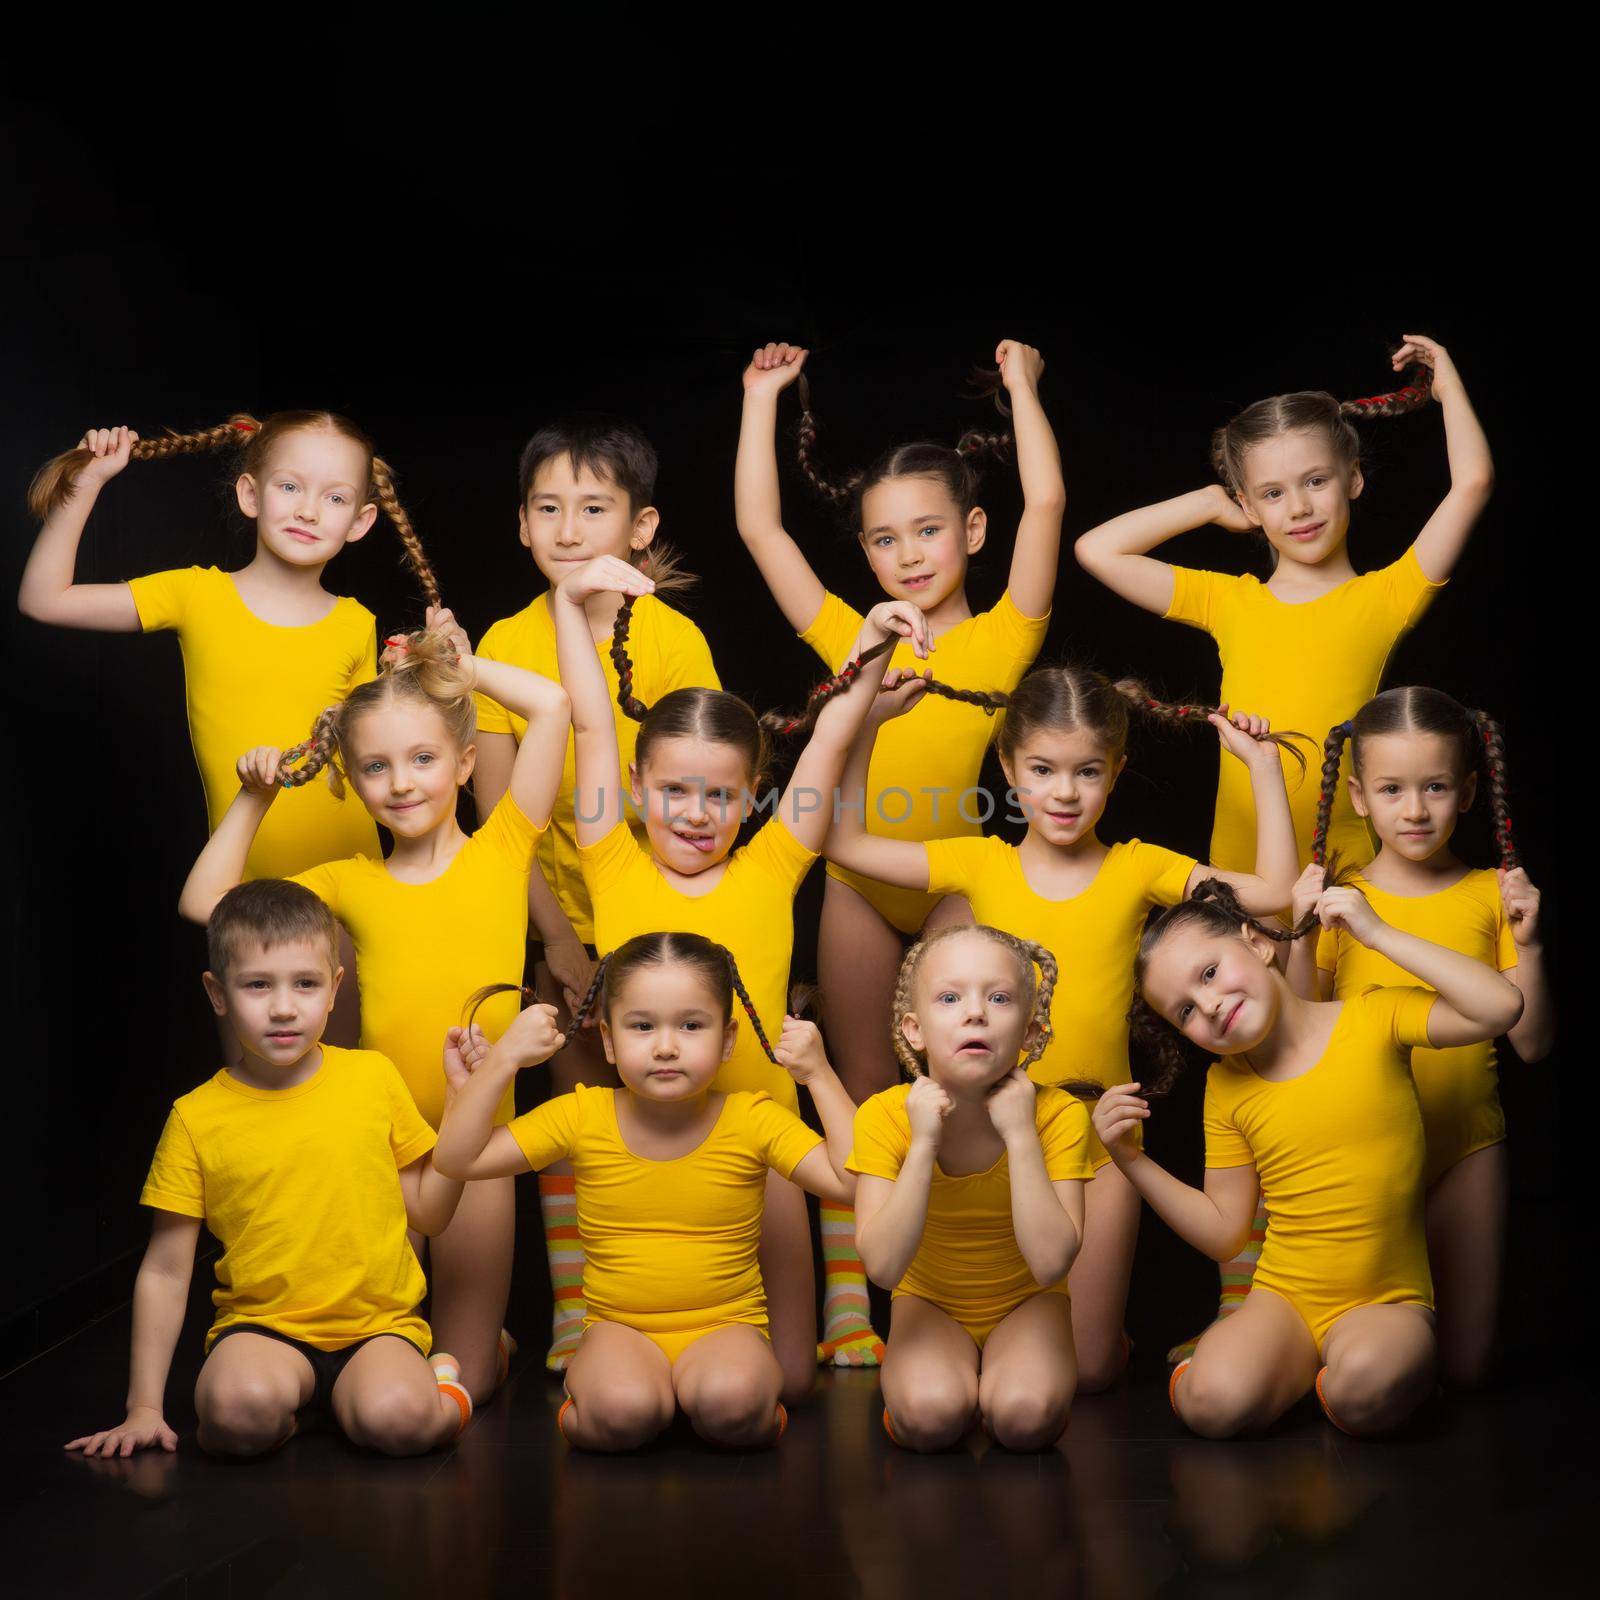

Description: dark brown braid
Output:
[727,957,779,1063]
[1309,720,1355,868]
[463,982,535,1035]
[1472,711,1518,870]
[1340,363,1434,418]
[602,545,699,723]
[794,372,862,508]
[1109,676,1311,774]
[559,955,614,1048]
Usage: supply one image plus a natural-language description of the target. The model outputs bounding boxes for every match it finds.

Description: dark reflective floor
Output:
[4,1259,1582,1600]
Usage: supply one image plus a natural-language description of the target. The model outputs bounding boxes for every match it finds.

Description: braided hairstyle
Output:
[27,410,440,606]
[1310,686,1518,872]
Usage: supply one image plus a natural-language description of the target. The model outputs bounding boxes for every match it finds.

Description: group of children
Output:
[27,331,1550,1463]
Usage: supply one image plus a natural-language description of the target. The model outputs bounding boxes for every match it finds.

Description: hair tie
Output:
[384,635,411,652]
[1337,720,1354,735]
[231,420,258,433]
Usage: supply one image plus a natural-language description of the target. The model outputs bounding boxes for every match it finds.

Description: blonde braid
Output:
[368,454,441,608]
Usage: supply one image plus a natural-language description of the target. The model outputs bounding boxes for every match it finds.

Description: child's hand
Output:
[775,1016,830,1084]
[863,599,931,660]
[1209,704,1276,767]
[1314,883,1384,946]
[1393,333,1461,403]
[1290,861,1327,927]
[1092,1083,1149,1163]
[74,425,139,491]
[867,667,932,727]
[557,554,656,608]
[1206,481,1257,533]
[500,1001,564,1069]
[743,342,808,396]
[235,745,285,798]
[905,1074,954,1148]
[995,340,1045,396]
[985,1067,1038,1143]
[442,1023,491,1102]
[65,1406,177,1458]
[423,604,473,663]
[1498,867,1542,948]
[545,938,598,1020]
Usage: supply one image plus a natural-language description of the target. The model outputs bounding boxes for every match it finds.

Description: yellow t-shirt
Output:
[508,1085,821,1338]
[127,566,380,879]
[802,589,1050,933]
[847,1083,1095,1329]
[291,793,545,1128]
[1164,548,1444,873]
[475,593,719,944]
[1203,986,1436,1345]
[141,1045,435,1354]
[1317,869,1518,1184]
[579,817,817,1109]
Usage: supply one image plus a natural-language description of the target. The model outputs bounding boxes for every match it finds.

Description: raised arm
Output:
[996,341,1066,619]
[1396,336,1494,583]
[18,427,143,631]
[178,746,281,923]
[775,1018,856,1199]
[987,1071,1083,1285]
[433,1005,565,1180]
[1075,483,1253,616]
[734,344,829,634]
[854,1077,951,1288]
[1283,864,1332,1000]
[1498,869,1554,1063]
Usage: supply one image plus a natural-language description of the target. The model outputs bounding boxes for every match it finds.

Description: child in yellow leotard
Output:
[852,925,1092,1452]
[434,933,858,1452]
[556,552,920,1403]
[827,664,1300,1391]
[736,338,1064,1364]
[1095,878,1522,1439]
[470,415,720,1370]
[1283,688,1552,1388]
[179,609,569,1410]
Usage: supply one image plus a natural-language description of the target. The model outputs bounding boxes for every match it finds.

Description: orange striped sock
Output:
[539,1174,585,1372]
[1315,1367,1357,1436]
[1168,1357,1192,1419]
[432,1355,473,1438]
[816,1204,884,1368]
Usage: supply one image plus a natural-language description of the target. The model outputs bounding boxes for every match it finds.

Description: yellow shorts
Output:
[893,1285,1071,1351]
[826,861,941,937]
[581,1317,770,1365]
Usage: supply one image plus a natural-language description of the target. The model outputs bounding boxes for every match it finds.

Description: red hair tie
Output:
[231,420,258,433]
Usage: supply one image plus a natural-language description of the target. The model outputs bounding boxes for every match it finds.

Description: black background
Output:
[1,110,1560,1356]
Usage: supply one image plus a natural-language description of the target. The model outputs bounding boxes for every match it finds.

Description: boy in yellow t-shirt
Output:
[65,882,472,1462]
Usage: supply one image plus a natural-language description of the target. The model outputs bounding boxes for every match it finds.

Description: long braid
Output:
[368,453,441,608]
[727,956,778,1064]
[1340,363,1434,419]
[794,372,861,508]
[277,705,345,793]
[463,982,533,1035]
[1310,721,1355,870]
[890,935,927,1080]
[1473,711,1519,871]
[602,545,700,724]
[561,955,613,1049]
[1111,676,1312,773]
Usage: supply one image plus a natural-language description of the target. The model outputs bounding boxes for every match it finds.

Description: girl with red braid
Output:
[1275,688,1552,1388]
[736,338,1064,1366]
[556,551,921,1409]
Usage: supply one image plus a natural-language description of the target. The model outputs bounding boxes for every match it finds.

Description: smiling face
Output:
[1001,724,1124,847]
[1350,730,1474,863]
[857,474,984,611]
[518,453,657,585]
[1140,919,1283,1058]
[236,427,378,568]
[343,697,475,838]
[899,929,1036,1098]
[600,962,735,1102]
[632,735,752,876]
[1235,428,1363,568]
[203,935,341,1071]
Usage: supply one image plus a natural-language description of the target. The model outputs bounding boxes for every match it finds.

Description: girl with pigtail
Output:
[432,932,858,1452]
[826,663,1303,1390]
[178,606,571,1409]
[1093,876,1523,1440]
[1271,689,1551,1388]
[848,924,1094,1452]
[736,338,1064,1367]
[555,551,922,1405]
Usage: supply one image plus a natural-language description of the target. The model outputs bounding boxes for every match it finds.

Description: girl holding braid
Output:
[736,338,1063,1366]
[555,551,920,1405]
[1281,689,1552,1387]
[179,608,570,1407]
[1077,334,1493,1353]
[827,664,1301,1389]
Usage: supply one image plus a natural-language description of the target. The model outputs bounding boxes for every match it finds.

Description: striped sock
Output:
[539,1174,586,1373]
[816,1204,884,1368]
[1166,1199,1268,1364]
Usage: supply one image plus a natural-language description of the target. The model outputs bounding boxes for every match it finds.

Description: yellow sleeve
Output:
[1387,545,1448,630]
[1036,1090,1096,1181]
[924,836,989,898]
[659,608,721,692]
[507,1092,583,1171]
[472,616,516,736]
[140,1108,206,1218]
[742,1092,824,1179]
[1202,1067,1255,1169]
[1494,902,1519,973]
[741,816,820,894]
[288,860,348,920]
[1162,565,1228,635]
[578,818,646,898]
[1132,840,1199,908]
[972,591,1051,682]
[475,789,545,866]
[798,591,866,672]
[845,1090,909,1179]
[126,566,200,634]
[1315,925,1338,976]
[1375,986,1438,1051]
[383,1059,438,1169]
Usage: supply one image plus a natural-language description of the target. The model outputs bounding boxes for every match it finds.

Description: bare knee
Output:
[347,1385,445,1457]
[985,1384,1072,1451]
[1323,1344,1432,1435]
[198,1377,296,1457]
[1177,1363,1265,1440]
[582,1379,674,1451]
[1074,1335,1130,1395]
[888,1375,976,1452]
[685,1369,777,1446]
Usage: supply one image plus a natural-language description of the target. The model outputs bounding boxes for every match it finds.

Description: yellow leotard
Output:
[1318,869,1518,1185]
[926,835,1195,1167]
[291,793,544,1128]
[1163,548,1444,873]
[142,1046,436,1354]
[127,566,380,880]
[579,816,817,1110]
[508,1085,822,1362]
[475,593,719,944]
[847,1083,1095,1348]
[1203,986,1437,1348]
[802,589,1050,934]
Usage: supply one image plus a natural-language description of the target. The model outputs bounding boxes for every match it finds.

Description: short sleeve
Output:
[846,1091,910,1180]
[473,789,544,867]
[799,591,866,672]
[140,1108,206,1218]
[924,836,991,898]
[1375,986,1438,1051]
[383,1060,438,1169]
[741,1092,824,1179]
[1315,926,1338,976]
[972,591,1051,679]
[578,818,647,895]
[659,610,721,693]
[1202,1068,1256,1169]
[127,566,199,635]
[1494,903,1519,973]
[740,817,819,894]
[1131,840,1198,909]
[288,859,348,919]
[507,1092,584,1171]
[1163,565,1226,634]
[1035,1090,1095,1181]
[1388,545,1448,630]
